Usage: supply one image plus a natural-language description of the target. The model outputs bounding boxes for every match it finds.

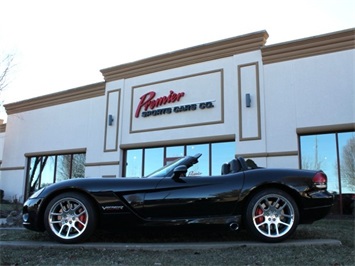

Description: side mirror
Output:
[173,165,187,179]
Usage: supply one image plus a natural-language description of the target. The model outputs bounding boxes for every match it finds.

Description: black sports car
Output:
[23,154,333,244]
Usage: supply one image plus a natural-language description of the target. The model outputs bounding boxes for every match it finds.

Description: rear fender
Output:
[239,183,302,225]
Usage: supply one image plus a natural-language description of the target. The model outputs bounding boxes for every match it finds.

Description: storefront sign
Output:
[131,69,223,133]
[135,90,214,118]
[135,90,185,118]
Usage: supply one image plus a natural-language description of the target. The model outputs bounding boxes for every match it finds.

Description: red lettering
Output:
[176,92,185,101]
[135,91,156,118]
[135,90,185,118]
[155,96,169,106]
[170,93,177,102]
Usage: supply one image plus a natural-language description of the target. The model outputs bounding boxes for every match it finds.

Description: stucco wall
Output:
[263,49,354,155]
[0,96,107,200]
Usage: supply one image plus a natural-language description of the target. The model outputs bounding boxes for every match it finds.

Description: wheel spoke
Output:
[254,212,264,220]
[277,202,287,210]
[282,213,293,219]
[279,220,291,227]
[77,209,86,217]
[73,204,81,211]
[257,220,267,227]
[77,219,86,227]
[66,227,71,237]
[272,198,281,207]
[72,224,81,233]
[58,225,66,235]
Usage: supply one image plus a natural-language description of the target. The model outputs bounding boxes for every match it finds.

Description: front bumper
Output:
[22,197,45,232]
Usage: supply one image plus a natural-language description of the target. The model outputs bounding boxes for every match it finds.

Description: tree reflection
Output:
[341,136,355,188]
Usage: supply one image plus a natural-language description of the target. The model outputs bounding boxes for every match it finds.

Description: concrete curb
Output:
[0,239,342,250]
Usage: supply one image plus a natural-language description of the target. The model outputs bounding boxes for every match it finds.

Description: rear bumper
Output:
[300,190,334,223]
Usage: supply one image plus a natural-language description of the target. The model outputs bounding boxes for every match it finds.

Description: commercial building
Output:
[0,28,354,215]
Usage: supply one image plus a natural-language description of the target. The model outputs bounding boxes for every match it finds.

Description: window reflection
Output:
[124,141,235,177]
[144,148,164,176]
[126,149,143,177]
[28,156,46,193]
[211,142,236,175]
[72,154,86,178]
[40,156,55,187]
[56,154,72,182]
[339,132,355,194]
[166,146,184,164]
[187,144,209,176]
[166,146,184,157]
[300,134,338,193]
[299,131,355,216]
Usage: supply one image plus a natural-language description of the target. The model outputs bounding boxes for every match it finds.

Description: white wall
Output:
[0,132,4,163]
[262,49,355,167]
[0,96,108,199]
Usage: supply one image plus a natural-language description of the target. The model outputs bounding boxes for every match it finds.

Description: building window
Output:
[299,131,355,215]
[144,147,164,176]
[25,152,86,199]
[124,141,235,177]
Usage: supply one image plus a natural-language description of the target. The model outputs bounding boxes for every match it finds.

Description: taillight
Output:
[312,172,327,189]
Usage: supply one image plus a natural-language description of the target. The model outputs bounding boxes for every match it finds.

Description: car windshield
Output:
[145,157,185,178]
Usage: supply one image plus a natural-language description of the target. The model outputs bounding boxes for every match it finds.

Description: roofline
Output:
[262,28,355,64]
[100,30,269,81]
[4,82,105,115]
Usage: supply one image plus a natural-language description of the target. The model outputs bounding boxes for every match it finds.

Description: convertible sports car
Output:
[23,154,334,244]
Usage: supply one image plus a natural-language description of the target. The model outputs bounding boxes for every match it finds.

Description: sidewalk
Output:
[0,239,342,250]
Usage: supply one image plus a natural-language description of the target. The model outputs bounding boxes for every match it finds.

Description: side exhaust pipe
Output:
[229,222,239,231]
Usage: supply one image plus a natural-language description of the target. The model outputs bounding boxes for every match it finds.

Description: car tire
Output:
[245,188,299,243]
[44,192,97,244]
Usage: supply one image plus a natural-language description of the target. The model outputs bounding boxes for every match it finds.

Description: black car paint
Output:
[23,155,333,234]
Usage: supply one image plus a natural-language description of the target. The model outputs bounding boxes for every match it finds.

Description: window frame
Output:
[25,151,86,199]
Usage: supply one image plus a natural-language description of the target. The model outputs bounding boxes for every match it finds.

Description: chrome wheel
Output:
[245,189,299,242]
[48,197,88,239]
[44,192,96,243]
[252,194,294,238]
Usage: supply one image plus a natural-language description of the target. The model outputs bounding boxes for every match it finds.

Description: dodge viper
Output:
[23,154,334,244]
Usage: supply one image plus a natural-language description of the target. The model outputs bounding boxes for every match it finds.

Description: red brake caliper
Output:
[77,209,86,229]
[255,207,264,224]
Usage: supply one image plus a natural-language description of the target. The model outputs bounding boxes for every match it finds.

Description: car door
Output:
[143,173,244,219]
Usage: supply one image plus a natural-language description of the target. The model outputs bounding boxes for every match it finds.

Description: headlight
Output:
[29,187,45,199]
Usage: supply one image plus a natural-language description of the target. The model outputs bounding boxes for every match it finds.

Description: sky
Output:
[0,0,354,120]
